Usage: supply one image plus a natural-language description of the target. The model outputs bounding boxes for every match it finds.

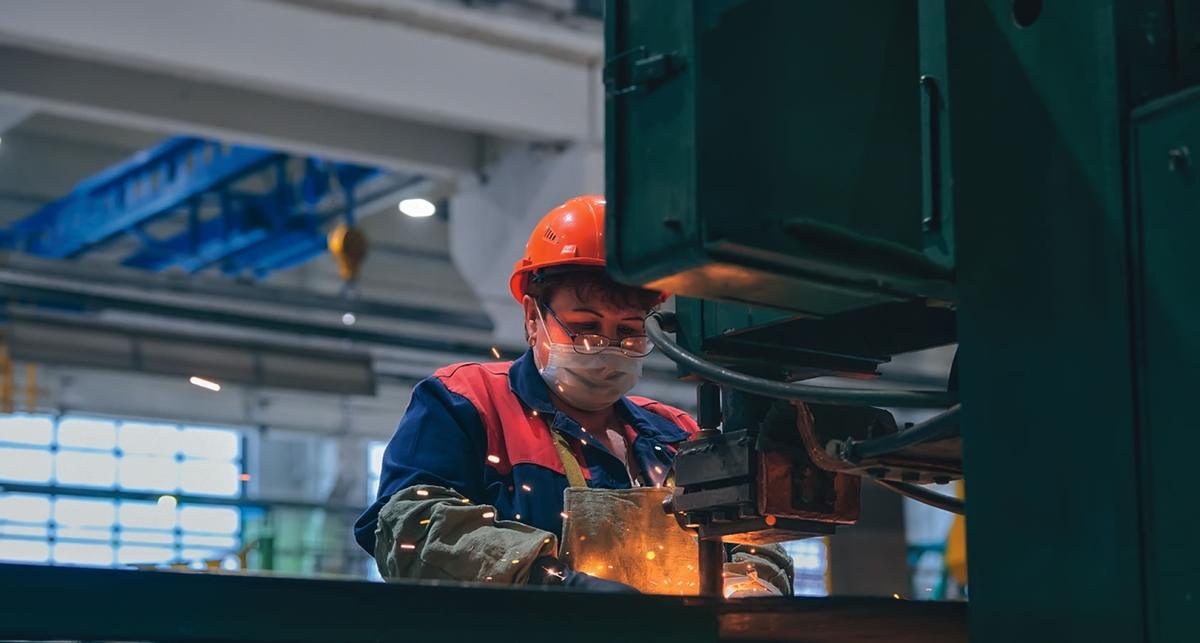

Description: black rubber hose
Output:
[645,312,957,408]
[872,479,965,515]
[846,404,961,461]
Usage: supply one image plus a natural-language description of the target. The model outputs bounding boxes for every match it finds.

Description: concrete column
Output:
[449,140,604,347]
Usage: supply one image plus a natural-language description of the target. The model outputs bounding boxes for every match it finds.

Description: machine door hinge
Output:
[604,46,686,97]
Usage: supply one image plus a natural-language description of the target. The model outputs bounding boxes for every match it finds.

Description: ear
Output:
[522,295,539,344]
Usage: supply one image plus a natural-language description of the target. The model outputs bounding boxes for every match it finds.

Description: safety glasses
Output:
[542,305,654,358]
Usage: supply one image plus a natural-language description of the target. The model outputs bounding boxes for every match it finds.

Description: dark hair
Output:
[526,268,663,313]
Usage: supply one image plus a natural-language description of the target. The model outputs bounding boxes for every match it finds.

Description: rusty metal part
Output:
[794,401,962,483]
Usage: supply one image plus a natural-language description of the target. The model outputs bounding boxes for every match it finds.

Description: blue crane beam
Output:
[7,136,400,279]
[12,137,282,259]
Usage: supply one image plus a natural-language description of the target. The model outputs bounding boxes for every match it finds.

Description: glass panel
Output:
[0,414,53,446]
[0,538,51,563]
[0,524,49,538]
[118,455,178,492]
[57,526,113,542]
[117,545,175,565]
[180,548,224,563]
[180,427,240,460]
[178,506,239,534]
[53,542,115,566]
[0,493,52,523]
[179,460,239,497]
[118,423,180,456]
[55,498,116,528]
[117,500,177,530]
[55,450,118,488]
[181,534,237,549]
[0,447,52,483]
[119,529,175,545]
[368,442,386,477]
[57,417,118,450]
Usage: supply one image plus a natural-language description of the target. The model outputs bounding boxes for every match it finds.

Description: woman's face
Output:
[523,287,647,367]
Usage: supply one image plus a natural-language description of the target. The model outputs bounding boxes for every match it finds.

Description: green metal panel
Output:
[949,1,1195,642]
[606,0,954,319]
[1130,85,1200,642]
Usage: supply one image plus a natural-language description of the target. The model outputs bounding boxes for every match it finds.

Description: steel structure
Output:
[3,136,413,279]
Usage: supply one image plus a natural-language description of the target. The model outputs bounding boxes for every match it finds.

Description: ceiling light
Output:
[189,376,221,392]
[399,198,436,218]
[342,312,357,326]
[157,495,177,509]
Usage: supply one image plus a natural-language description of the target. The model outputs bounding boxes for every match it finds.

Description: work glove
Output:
[527,556,640,594]
[723,543,794,597]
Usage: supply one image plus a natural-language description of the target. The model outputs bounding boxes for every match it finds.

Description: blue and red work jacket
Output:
[355,349,699,554]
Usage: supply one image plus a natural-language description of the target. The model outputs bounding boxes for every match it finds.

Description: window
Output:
[782,538,829,597]
[367,441,386,503]
[365,441,388,582]
[0,414,244,569]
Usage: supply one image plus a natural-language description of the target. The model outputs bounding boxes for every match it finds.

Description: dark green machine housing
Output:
[605,0,957,375]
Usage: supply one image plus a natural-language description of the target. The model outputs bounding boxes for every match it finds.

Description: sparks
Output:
[491,347,501,359]
[522,484,532,492]
[461,498,471,503]
[400,544,416,550]
[532,410,538,417]
[764,514,777,526]
[486,576,493,581]
[558,385,565,392]
[749,548,757,554]
[516,514,522,519]
[659,545,665,550]
[561,512,569,519]
[416,489,429,497]
[579,535,586,541]
[544,538,551,544]
[482,511,496,519]
[893,593,901,599]
[420,519,431,525]
[581,427,588,433]
[512,559,520,564]
[646,551,656,560]
[654,466,663,474]
[487,455,501,463]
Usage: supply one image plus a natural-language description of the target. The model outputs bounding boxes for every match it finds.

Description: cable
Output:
[845,404,961,461]
[645,312,958,408]
[872,479,965,515]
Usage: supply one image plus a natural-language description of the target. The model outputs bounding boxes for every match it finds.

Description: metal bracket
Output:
[603,46,686,97]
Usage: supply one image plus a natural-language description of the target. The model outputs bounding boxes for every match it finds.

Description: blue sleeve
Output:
[353,376,488,555]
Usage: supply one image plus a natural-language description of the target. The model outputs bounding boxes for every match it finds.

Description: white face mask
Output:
[535,310,643,411]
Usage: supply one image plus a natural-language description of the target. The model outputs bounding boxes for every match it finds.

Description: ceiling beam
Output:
[0,45,479,178]
[0,0,598,142]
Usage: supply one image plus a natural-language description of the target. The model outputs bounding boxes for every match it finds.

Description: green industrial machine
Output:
[605,0,956,378]
[608,0,1199,642]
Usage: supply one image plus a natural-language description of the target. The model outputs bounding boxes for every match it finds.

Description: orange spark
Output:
[487,455,501,463]
[416,489,429,497]
[482,511,496,519]
[400,544,416,550]
[522,485,532,492]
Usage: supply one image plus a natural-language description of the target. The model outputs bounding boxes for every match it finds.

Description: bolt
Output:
[1168,146,1189,172]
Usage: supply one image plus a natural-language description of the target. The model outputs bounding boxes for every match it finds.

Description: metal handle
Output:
[920,75,943,232]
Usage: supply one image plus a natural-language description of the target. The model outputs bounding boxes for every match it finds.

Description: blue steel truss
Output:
[5,137,397,279]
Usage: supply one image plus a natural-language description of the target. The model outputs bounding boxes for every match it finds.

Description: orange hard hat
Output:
[509,195,669,305]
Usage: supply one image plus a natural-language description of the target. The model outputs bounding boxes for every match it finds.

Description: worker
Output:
[355,195,793,594]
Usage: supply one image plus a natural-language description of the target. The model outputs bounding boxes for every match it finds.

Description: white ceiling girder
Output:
[0,45,478,177]
[0,97,34,134]
[0,0,601,143]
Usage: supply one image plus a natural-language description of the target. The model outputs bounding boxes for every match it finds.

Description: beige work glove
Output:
[374,485,558,585]
[723,543,794,597]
